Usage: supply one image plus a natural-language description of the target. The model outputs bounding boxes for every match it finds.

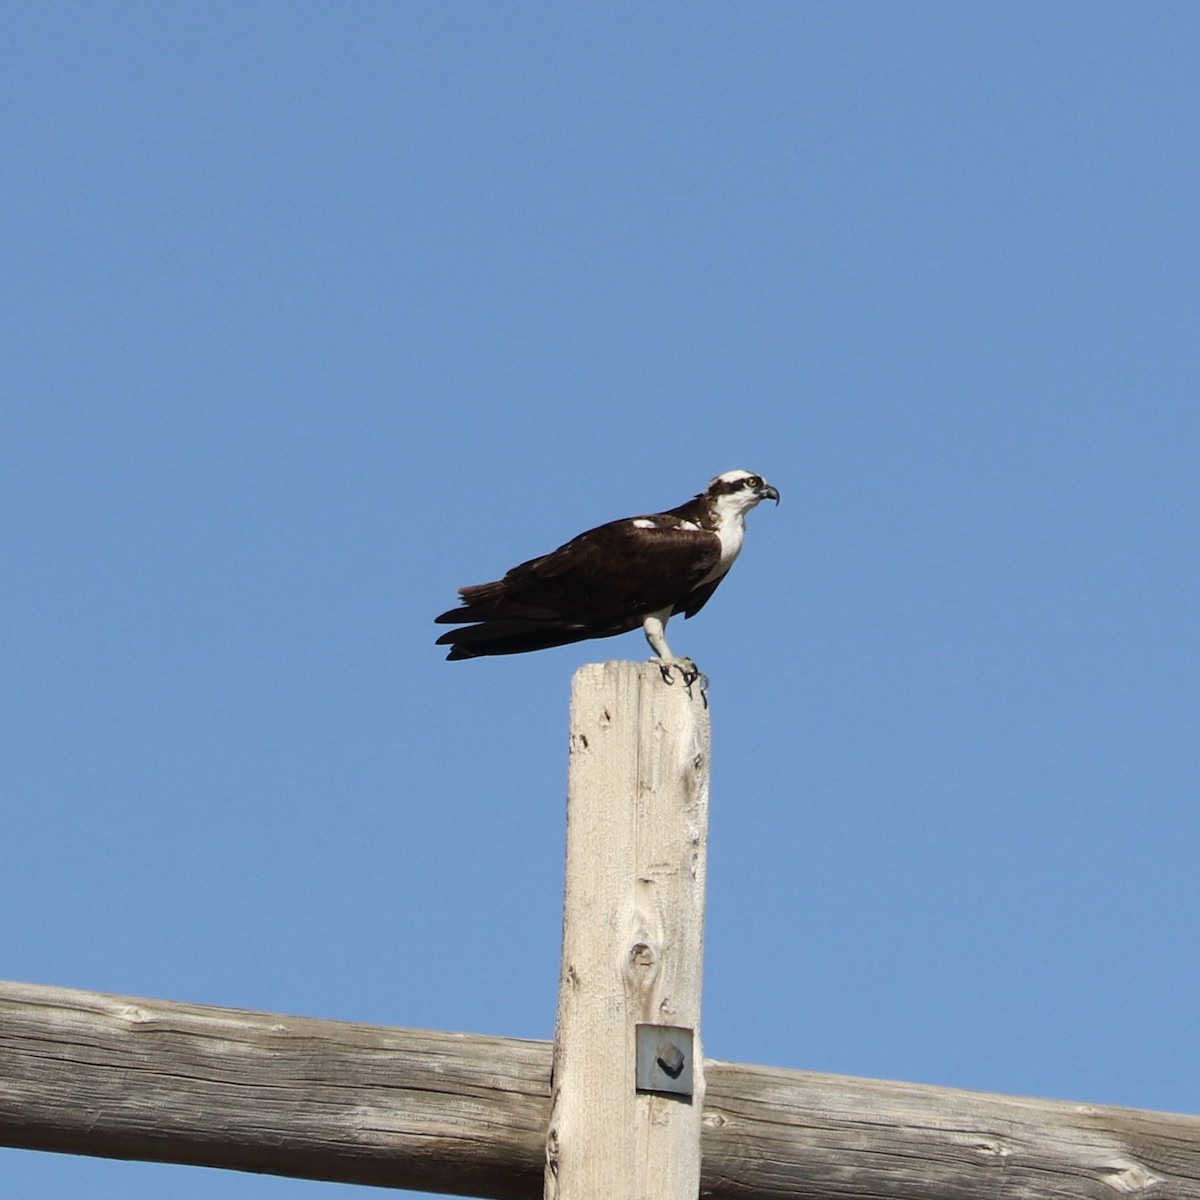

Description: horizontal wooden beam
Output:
[1,979,1196,1198]
[0,979,545,1198]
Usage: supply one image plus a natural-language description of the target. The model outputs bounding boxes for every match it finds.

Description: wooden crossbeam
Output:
[2,978,1197,1198]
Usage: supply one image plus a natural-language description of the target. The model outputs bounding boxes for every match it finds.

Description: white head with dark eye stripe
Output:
[697,470,780,571]
[706,469,781,516]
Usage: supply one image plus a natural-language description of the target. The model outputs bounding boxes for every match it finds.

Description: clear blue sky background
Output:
[3,5,1198,1198]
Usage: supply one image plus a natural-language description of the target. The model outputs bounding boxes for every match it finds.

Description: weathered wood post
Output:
[545,660,710,1200]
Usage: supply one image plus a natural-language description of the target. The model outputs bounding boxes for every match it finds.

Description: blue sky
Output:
[3,5,1198,1197]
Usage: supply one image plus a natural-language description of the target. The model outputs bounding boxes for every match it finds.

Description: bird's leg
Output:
[642,612,703,690]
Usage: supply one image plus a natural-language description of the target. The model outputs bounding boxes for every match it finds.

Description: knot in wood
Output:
[628,942,657,973]
[1101,1162,1165,1193]
[973,1138,1011,1160]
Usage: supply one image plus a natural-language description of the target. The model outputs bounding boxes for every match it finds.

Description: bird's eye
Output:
[745,475,761,489]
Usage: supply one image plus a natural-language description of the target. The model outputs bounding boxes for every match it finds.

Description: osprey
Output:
[435,469,779,679]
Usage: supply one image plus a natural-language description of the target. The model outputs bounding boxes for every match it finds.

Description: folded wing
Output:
[435,517,722,659]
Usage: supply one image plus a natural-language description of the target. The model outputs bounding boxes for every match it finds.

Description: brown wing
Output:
[435,517,722,658]
[676,573,727,620]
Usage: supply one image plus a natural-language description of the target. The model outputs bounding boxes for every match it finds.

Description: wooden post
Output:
[545,661,710,1200]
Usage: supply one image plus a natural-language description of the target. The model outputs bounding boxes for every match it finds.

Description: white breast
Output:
[696,492,754,584]
[690,513,744,586]
[713,516,745,572]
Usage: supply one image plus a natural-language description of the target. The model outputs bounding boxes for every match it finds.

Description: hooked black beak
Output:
[759,482,780,505]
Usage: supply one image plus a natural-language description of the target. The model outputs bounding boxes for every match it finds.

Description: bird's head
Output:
[705,469,781,517]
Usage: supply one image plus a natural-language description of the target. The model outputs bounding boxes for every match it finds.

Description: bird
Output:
[435,469,779,682]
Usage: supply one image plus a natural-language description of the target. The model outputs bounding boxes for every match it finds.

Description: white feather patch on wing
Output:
[632,517,700,531]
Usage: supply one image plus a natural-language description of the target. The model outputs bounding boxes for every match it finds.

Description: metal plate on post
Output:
[635,1024,694,1099]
